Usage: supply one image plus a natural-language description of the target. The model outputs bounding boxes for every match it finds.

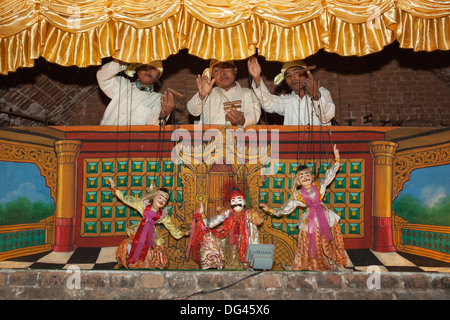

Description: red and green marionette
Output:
[186,188,265,270]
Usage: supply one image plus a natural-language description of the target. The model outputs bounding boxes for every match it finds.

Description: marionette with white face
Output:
[230,195,246,213]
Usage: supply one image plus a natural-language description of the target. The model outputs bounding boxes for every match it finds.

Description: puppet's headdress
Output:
[229,188,246,200]
[141,181,169,201]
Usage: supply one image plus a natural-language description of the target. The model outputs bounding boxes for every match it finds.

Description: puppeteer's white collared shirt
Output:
[97,60,163,126]
[251,80,335,126]
[187,82,261,128]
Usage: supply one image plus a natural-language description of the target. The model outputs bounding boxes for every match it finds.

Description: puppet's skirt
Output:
[199,232,225,270]
[292,222,347,271]
[116,238,169,269]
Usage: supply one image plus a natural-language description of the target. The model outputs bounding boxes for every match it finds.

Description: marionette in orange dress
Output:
[261,144,347,271]
[186,189,265,270]
[109,178,190,269]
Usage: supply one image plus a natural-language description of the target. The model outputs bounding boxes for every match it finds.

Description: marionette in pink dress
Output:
[262,145,347,271]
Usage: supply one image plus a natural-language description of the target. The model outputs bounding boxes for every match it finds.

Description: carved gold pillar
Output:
[53,140,82,252]
[369,141,398,252]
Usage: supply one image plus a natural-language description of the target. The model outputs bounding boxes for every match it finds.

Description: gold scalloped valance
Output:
[0,0,449,74]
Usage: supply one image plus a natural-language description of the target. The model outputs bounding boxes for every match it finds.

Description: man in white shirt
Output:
[187,60,261,128]
[248,57,335,126]
[97,60,174,126]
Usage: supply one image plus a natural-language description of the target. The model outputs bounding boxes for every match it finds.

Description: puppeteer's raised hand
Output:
[196,74,215,100]
[247,56,262,87]
[159,90,174,119]
[303,71,320,100]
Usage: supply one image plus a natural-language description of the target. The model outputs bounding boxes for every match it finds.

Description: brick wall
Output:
[0,269,449,300]
[1,42,449,127]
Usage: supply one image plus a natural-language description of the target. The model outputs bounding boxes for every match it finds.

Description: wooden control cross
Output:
[223,100,242,122]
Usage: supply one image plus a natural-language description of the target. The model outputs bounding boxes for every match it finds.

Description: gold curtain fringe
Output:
[0,0,449,74]
[396,9,450,51]
[325,5,398,57]
[255,15,327,62]
[113,18,181,64]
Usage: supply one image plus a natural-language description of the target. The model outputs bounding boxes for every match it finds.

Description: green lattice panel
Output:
[319,163,330,174]
[101,207,113,219]
[132,161,144,172]
[84,222,97,234]
[162,176,173,188]
[85,206,97,219]
[101,191,114,203]
[102,161,115,173]
[259,192,268,203]
[176,190,183,203]
[100,221,112,234]
[348,223,361,235]
[349,207,361,220]
[286,223,298,235]
[86,192,97,203]
[272,192,284,204]
[349,177,361,189]
[117,161,128,172]
[86,177,98,189]
[86,162,99,174]
[322,192,330,204]
[146,176,159,187]
[130,190,143,198]
[115,205,127,218]
[272,178,285,189]
[349,162,361,174]
[147,161,159,172]
[334,207,345,220]
[82,157,181,237]
[131,176,143,187]
[162,161,174,172]
[289,163,300,174]
[349,192,360,204]
[334,177,346,189]
[115,221,127,233]
[117,176,128,187]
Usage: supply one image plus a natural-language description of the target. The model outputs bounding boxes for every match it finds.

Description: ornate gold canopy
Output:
[1,0,449,74]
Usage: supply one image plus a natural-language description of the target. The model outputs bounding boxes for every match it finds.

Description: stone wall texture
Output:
[1,269,449,300]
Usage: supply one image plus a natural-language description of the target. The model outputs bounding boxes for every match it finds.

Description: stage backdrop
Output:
[0,125,448,269]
